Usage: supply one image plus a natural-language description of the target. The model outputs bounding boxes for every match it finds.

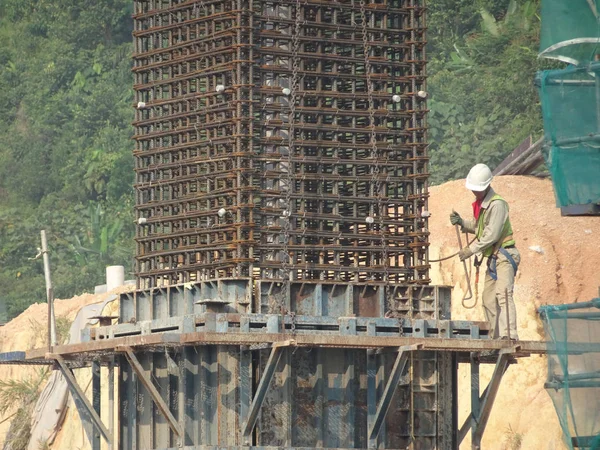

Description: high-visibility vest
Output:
[476,194,515,257]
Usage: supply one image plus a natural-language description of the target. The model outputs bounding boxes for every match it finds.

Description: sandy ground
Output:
[429,176,600,449]
[0,289,127,450]
[1,176,598,449]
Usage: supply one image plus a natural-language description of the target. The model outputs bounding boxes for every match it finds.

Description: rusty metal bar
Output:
[131,0,429,290]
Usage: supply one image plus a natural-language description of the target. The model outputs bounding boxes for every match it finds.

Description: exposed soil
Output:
[429,175,600,449]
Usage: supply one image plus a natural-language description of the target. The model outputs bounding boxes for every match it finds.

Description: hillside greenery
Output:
[0,0,548,319]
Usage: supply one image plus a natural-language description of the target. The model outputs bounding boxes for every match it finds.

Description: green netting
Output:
[540,300,600,449]
[540,0,600,64]
[537,64,600,207]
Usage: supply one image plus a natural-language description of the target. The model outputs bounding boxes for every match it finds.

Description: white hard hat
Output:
[465,164,493,191]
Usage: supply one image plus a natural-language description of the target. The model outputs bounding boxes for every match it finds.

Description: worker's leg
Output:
[481,271,499,338]
[495,249,521,339]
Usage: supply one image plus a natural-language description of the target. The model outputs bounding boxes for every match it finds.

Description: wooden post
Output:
[41,230,57,349]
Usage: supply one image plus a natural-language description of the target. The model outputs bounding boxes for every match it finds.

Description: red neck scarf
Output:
[472,198,484,220]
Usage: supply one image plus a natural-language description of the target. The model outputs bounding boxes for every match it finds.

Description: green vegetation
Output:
[0,0,551,319]
[427,0,558,184]
[0,368,50,450]
[0,0,135,319]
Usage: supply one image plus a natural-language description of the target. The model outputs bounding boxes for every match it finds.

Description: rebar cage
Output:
[132,0,429,289]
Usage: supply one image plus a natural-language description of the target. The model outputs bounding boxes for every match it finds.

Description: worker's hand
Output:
[450,210,463,226]
[458,247,473,261]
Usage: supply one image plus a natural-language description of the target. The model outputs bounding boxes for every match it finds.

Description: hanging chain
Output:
[360,1,391,300]
[278,0,302,317]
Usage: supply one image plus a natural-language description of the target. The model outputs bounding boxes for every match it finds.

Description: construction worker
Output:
[449,163,520,340]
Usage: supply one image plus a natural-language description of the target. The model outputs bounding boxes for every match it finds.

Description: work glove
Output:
[458,247,473,261]
[450,210,463,227]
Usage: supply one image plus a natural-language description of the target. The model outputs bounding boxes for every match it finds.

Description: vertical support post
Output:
[367,349,377,449]
[41,230,57,349]
[472,351,511,447]
[369,345,421,441]
[459,351,512,449]
[470,353,481,449]
[242,345,284,442]
[108,358,115,450]
[92,360,101,450]
[239,346,252,444]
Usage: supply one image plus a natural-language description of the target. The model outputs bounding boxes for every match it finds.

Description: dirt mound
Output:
[429,175,600,449]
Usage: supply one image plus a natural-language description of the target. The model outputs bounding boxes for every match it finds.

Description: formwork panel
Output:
[119,345,452,450]
[116,282,455,449]
[132,0,429,289]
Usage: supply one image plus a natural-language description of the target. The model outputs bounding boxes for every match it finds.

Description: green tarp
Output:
[540,0,600,64]
[537,65,600,208]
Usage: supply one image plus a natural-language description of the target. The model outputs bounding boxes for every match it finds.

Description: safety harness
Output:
[473,194,518,283]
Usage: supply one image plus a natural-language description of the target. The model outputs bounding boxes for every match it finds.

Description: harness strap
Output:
[487,247,518,281]
[498,247,518,275]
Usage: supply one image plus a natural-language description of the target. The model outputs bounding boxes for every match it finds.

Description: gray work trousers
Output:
[482,247,520,339]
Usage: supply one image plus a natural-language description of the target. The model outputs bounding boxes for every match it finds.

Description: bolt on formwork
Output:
[132,0,429,289]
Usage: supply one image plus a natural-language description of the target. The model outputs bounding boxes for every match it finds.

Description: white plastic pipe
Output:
[106,265,125,292]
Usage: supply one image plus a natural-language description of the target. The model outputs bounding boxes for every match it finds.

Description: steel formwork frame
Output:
[132,0,429,289]
[14,310,547,450]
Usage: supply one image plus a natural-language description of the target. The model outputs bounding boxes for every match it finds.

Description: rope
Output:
[428,236,476,262]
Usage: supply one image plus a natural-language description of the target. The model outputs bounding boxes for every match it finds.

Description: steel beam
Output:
[92,360,101,450]
[29,332,547,361]
[120,346,183,441]
[108,358,115,450]
[242,344,286,441]
[368,344,423,441]
[456,350,512,449]
[54,356,112,445]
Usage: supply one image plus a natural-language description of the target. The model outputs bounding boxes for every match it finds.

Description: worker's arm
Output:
[461,218,476,234]
[468,201,508,255]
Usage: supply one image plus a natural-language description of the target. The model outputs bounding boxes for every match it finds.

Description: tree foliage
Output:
[0,0,134,320]
[427,0,557,184]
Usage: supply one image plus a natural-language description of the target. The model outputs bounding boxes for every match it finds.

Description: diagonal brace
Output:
[458,350,512,447]
[54,356,112,445]
[242,345,285,438]
[368,344,423,441]
[120,346,183,439]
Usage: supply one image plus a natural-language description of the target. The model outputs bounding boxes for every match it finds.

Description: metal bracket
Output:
[242,344,286,441]
[458,349,513,449]
[368,344,423,442]
[118,346,183,441]
[53,356,112,446]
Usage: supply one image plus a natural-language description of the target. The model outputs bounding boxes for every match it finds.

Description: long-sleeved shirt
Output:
[461,187,510,256]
